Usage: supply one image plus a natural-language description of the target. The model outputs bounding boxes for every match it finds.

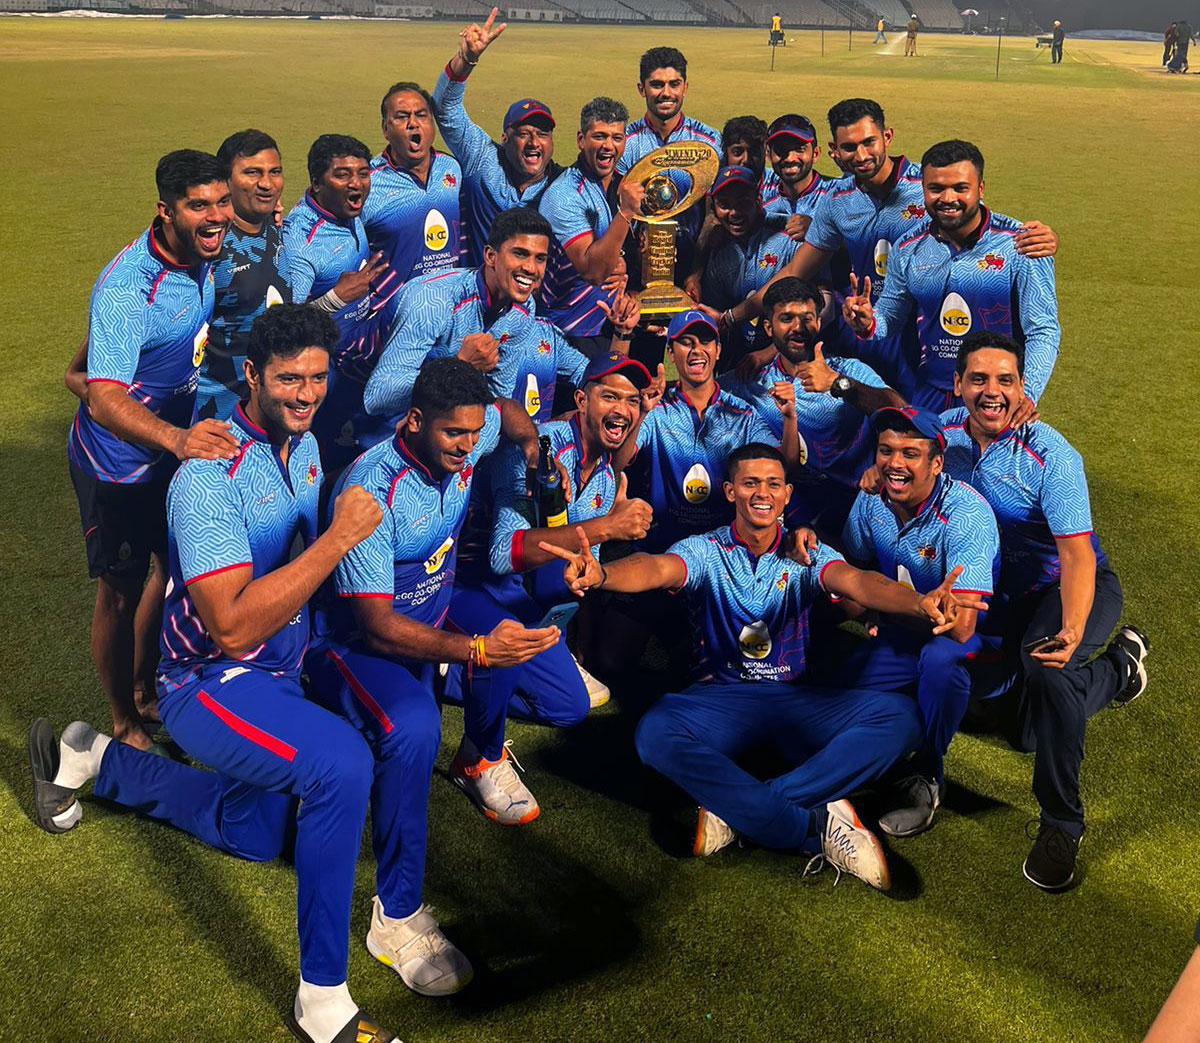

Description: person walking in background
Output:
[874,18,887,45]
[1168,20,1193,73]
[1163,22,1176,67]
[905,16,919,56]
[1050,21,1065,64]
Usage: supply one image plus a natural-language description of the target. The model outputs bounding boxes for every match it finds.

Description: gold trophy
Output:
[624,141,720,321]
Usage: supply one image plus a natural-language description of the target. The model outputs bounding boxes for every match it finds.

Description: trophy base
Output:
[636,281,696,322]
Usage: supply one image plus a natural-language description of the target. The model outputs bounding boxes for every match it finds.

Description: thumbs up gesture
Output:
[794,341,837,394]
[842,272,875,336]
[605,472,653,541]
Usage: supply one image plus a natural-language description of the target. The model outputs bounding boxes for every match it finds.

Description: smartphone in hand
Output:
[538,602,580,632]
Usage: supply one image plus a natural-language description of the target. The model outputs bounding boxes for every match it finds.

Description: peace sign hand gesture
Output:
[918,565,989,635]
[842,272,874,335]
[539,526,604,597]
[460,6,507,64]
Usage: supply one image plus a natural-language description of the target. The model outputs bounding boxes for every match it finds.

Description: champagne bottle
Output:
[535,435,568,528]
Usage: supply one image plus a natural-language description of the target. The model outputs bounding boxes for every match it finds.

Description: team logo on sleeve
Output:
[307,461,318,485]
[423,209,450,251]
[901,203,926,220]
[917,543,937,560]
[978,253,1005,271]
[939,292,972,336]
[423,536,454,575]
[266,284,285,308]
[759,253,779,269]
[738,620,772,659]
[591,492,603,510]
[537,339,552,354]
[524,374,540,417]
[873,240,890,278]
[456,462,473,491]
[683,463,711,503]
[442,172,458,188]
[192,323,209,367]
[775,570,789,591]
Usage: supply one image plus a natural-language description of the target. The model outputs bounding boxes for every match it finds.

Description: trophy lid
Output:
[623,141,720,223]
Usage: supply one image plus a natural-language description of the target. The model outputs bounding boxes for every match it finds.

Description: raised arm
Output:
[433,8,507,177]
[819,560,988,635]
[540,524,686,595]
[188,484,381,659]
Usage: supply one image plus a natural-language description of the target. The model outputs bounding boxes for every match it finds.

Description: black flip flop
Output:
[27,718,82,834]
[285,1007,399,1043]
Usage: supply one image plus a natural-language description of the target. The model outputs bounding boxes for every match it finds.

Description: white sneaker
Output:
[573,654,610,709]
[693,807,735,857]
[803,799,891,891]
[449,737,540,826]
[365,897,473,997]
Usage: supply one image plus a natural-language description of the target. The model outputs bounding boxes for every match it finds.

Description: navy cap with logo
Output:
[583,353,652,390]
[767,113,817,146]
[871,405,947,450]
[503,99,556,132]
[666,309,719,342]
[709,164,759,197]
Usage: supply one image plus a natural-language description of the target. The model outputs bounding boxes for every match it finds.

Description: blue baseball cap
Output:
[583,352,652,390]
[503,98,556,132]
[666,309,719,342]
[767,113,817,146]
[709,164,759,197]
[871,405,946,449]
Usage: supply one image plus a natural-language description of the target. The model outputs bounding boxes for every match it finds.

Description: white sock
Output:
[52,722,110,790]
[294,979,360,1043]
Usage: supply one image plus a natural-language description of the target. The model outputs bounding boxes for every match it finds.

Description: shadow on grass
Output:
[412,806,644,1018]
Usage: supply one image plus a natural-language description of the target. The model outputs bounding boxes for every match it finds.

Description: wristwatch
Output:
[830,374,853,399]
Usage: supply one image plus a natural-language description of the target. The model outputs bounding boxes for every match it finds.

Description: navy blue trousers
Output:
[445,577,589,762]
[635,681,922,850]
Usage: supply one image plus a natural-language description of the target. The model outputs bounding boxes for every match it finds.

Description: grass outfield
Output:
[2,18,1199,1042]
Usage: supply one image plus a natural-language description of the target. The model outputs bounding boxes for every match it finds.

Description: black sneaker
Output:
[1109,625,1149,706]
[877,774,944,838]
[27,718,82,834]
[1022,821,1080,891]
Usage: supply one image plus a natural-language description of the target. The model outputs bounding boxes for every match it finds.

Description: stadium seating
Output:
[688,0,753,24]
[866,0,911,26]
[750,1,854,28]
[907,0,962,29]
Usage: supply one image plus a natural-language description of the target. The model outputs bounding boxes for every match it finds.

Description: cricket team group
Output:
[30,11,1151,1043]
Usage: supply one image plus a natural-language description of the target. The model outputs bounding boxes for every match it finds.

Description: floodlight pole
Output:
[995,16,1004,79]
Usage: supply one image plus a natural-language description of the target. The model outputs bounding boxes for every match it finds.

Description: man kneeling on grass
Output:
[543,443,987,891]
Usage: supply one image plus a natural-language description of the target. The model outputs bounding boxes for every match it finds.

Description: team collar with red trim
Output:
[730,519,783,559]
[883,471,950,527]
[856,154,906,199]
[382,144,440,175]
[569,414,613,474]
[963,413,1026,453]
[231,402,301,452]
[303,190,356,227]
[667,381,723,416]
[391,430,453,489]
[644,111,686,144]
[931,204,991,252]
[572,154,611,184]
[147,219,191,271]
[474,266,523,324]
